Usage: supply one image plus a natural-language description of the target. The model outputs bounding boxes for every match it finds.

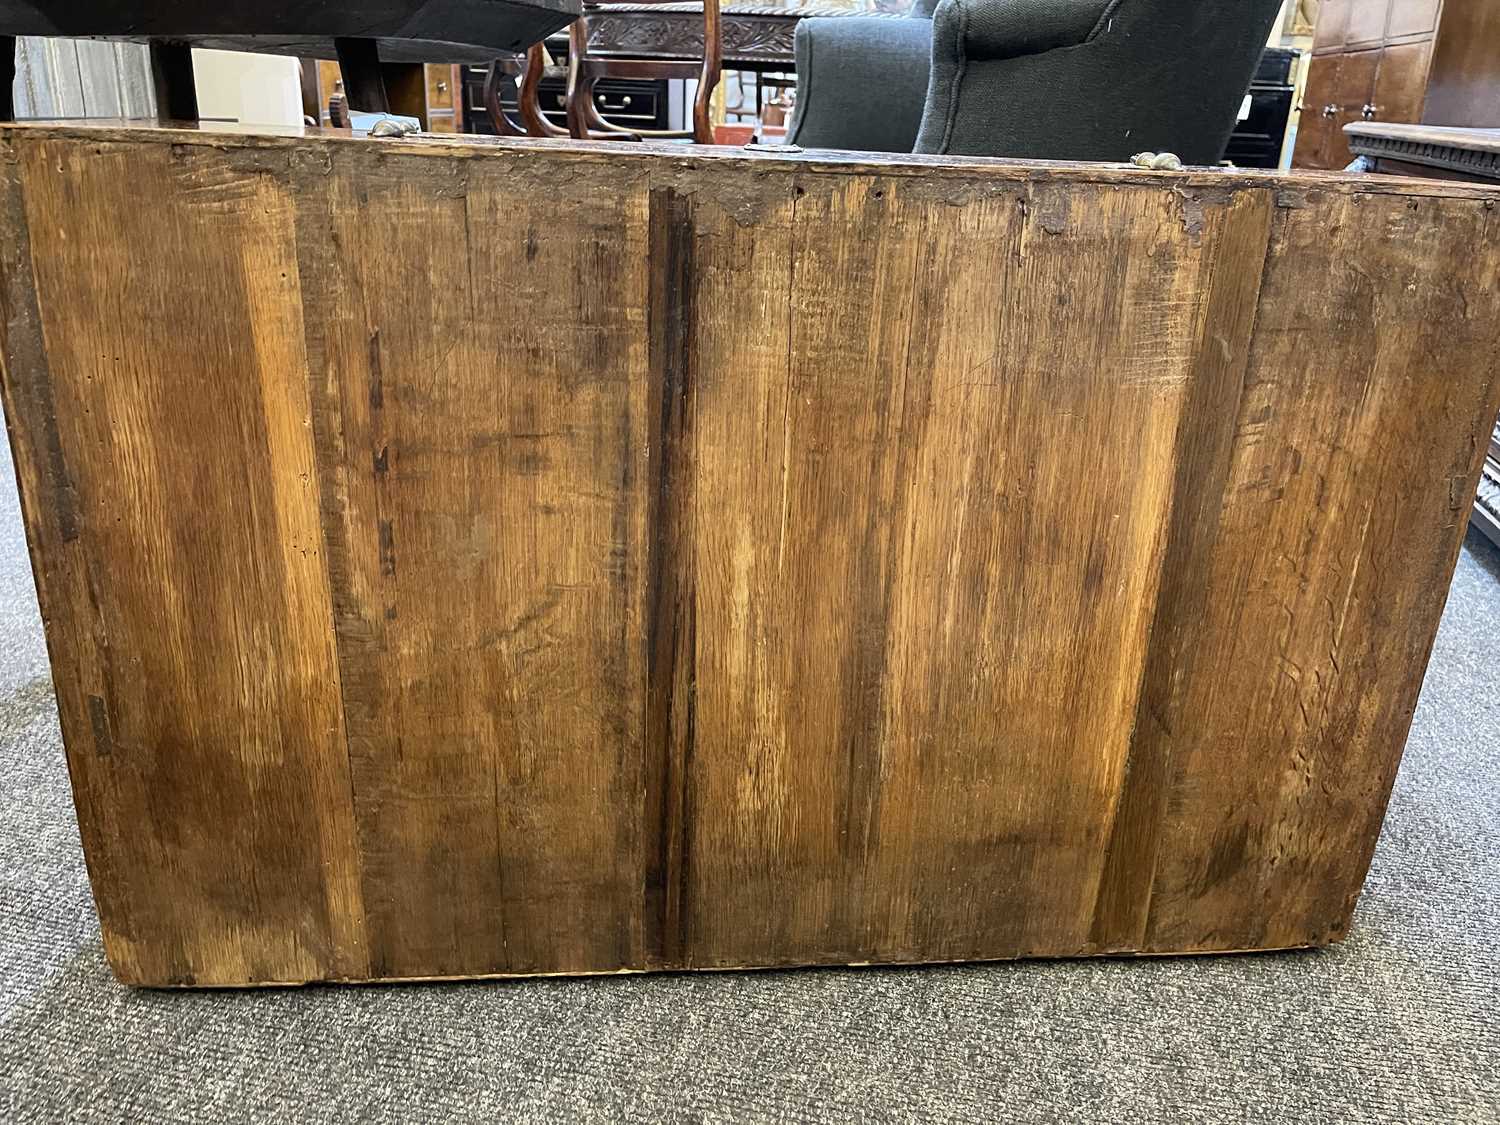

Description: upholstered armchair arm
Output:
[959,0,1115,60]
[787,16,933,153]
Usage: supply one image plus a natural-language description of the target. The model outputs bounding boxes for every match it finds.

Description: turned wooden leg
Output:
[483,61,525,137]
[333,37,389,114]
[693,0,723,144]
[519,44,564,138]
[149,41,199,123]
[565,20,592,140]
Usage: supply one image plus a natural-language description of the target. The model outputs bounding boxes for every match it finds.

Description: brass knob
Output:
[1322,104,1337,118]
[437,81,449,93]
[1361,103,1376,119]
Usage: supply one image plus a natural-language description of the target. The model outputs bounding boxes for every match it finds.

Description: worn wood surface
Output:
[2,124,1498,987]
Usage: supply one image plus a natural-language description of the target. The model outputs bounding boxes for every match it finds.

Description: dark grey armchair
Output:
[788,0,1284,165]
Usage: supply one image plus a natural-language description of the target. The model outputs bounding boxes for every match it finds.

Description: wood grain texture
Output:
[2,124,1498,986]
[0,136,365,985]
[292,151,652,978]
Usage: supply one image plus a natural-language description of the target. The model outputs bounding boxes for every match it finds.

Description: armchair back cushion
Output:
[916,0,1283,163]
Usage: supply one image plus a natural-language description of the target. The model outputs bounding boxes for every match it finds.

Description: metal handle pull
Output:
[1361,103,1376,119]
[437,80,449,93]
[1323,104,1338,118]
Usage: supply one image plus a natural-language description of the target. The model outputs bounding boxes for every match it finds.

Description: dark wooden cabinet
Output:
[1373,39,1432,122]
[1296,49,1344,168]
[1422,0,1500,125]
[1295,0,1500,169]
[1224,49,1298,168]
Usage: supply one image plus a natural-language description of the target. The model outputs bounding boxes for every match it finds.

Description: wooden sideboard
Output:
[1296,0,1500,169]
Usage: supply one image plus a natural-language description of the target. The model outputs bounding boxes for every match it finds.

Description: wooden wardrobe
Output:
[1295,0,1500,169]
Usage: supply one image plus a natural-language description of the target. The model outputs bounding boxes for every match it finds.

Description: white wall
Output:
[190,49,304,127]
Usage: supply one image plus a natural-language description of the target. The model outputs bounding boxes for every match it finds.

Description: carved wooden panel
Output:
[587,6,901,67]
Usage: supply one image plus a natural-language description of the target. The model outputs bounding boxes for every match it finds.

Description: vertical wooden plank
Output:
[0,137,366,985]
[654,171,800,966]
[854,180,1240,961]
[682,172,1260,965]
[1088,187,1276,951]
[464,155,651,974]
[293,151,652,978]
[1143,192,1500,951]
[641,182,699,968]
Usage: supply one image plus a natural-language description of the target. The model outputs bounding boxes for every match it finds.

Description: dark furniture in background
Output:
[584,2,855,72]
[1224,47,1298,168]
[789,0,1284,163]
[469,3,862,139]
[0,0,579,122]
[1294,0,1500,170]
[466,63,670,134]
[1345,120,1500,550]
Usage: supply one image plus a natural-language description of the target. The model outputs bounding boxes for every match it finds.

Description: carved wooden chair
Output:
[563,0,722,143]
[484,45,565,136]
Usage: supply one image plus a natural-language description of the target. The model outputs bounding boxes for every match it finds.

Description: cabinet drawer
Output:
[1373,40,1432,123]
[535,83,660,124]
[464,69,670,133]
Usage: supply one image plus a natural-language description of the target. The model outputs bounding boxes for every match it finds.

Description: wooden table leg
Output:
[333,37,389,114]
[1,36,16,122]
[149,40,199,123]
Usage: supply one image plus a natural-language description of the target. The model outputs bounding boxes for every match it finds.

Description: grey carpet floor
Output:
[1,422,1497,1125]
